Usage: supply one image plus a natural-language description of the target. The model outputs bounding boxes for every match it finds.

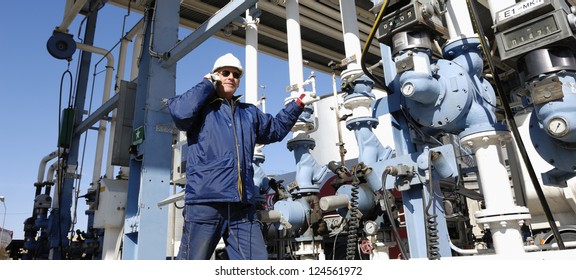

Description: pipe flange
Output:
[340,68,364,81]
[253,153,265,162]
[442,36,481,60]
[343,94,373,110]
[294,235,324,243]
[475,206,532,225]
[460,130,512,150]
[292,121,315,132]
[287,138,316,151]
[345,117,379,130]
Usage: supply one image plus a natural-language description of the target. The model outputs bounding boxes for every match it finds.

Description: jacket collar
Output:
[211,95,243,105]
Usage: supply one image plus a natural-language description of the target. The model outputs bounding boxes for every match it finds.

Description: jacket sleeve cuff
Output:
[295,93,305,108]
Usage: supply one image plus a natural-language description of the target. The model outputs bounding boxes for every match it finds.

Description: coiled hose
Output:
[346,166,361,260]
[425,152,440,259]
[425,197,440,259]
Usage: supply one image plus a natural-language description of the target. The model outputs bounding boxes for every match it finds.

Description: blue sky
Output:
[0,1,336,240]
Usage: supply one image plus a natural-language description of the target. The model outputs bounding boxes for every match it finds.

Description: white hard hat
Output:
[212,53,243,77]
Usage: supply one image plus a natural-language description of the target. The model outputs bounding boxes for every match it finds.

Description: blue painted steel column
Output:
[379,44,429,259]
[122,0,179,260]
[47,5,98,260]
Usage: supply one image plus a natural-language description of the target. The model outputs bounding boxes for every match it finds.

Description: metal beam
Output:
[162,0,258,67]
[73,93,119,136]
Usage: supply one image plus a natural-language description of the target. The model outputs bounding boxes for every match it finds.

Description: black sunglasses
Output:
[219,70,241,79]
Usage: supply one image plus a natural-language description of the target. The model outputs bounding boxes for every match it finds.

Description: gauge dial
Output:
[363,221,378,235]
[401,82,415,97]
[547,117,569,137]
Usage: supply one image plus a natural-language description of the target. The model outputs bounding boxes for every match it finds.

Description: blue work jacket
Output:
[168,79,303,205]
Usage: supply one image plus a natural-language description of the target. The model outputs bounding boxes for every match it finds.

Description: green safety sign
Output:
[132,125,145,145]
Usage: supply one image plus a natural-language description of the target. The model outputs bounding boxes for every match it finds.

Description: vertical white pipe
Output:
[490,221,526,255]
[115,19,145,92]
[131,32,144,82]
[103,39,128,179]
[76,43,115,186]
[260,95,266,113]
[116,40,131,92]
[487,0,517,24]
[339,0,363,70]
[475,143,526,255]
[245,11,264,160]
[475,145,516,210]
[286,0,304,99]
[48,159,63,209]
[245,11,259,105]
[445,0,476,39]
[101,227,123,260]
[105,19,145,179]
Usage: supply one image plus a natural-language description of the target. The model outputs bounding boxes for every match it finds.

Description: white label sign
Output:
[498,0,545,22]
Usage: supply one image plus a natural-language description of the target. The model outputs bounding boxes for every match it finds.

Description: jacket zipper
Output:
[228,99,243,200]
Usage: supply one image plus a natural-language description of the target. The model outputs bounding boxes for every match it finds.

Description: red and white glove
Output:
[295,92,319,108]
[203,72,220,87]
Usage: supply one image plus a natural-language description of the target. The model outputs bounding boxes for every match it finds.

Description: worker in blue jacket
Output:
[168,53,317,260]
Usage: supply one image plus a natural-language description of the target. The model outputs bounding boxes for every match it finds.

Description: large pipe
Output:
[36,149,64,185]
[245,11,259,105]
[115,18,144,92]
[76,43,115,185]
[181,1,346,69]
[259,1,377,49]
[284,0,321,159]
[57,0,89,33]
[339,0,363,70]
[105,18,145,179]
[286,0,304,99]
[262,2,358,50]
[445,0,475,39]
[470,0,566,251]
[47,159,62,209]
[462,131,530,256]
[131,30,144,82]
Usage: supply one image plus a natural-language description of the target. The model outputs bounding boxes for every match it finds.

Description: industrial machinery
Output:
[9,0,576,260]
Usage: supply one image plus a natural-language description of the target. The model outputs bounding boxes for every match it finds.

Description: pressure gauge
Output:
[547,117,569,137]
[363,221,378,235]
[401,82,415,97]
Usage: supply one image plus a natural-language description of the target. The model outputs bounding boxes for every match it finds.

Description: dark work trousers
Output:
[176,202,268,260]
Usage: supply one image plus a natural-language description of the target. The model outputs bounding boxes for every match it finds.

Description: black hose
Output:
[361,0,391,92]
[465,0,565,249]
[381,168,409,259]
